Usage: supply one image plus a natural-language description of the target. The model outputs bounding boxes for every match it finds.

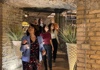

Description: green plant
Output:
[7,24,24,41]
[59,24,76,43]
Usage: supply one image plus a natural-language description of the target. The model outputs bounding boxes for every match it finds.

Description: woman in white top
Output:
[48,23,59,63]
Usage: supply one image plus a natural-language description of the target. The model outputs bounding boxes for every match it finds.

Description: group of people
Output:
[20,18,59,70]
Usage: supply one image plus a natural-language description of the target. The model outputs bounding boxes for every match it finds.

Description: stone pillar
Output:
[77,0,100,70]
[55,13,60,24]
[55,13,65,30]
[0,2,2,70]
[59,15,65,30]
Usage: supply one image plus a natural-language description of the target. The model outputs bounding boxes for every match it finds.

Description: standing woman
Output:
[40,25,54,70]
[48,23,59,63]
[20,24,43,70]
[38,18,44,34]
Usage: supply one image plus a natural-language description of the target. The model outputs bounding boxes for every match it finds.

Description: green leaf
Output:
[59,25,76,44]
[6,24,24,41]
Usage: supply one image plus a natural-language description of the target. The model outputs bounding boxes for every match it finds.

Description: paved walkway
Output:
[16,50,69,70]
[52,50,69,70]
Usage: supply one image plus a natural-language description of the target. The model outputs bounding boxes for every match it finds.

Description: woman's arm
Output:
[37,36,46,55]
[20,36,29,52]
[50,40,54,52]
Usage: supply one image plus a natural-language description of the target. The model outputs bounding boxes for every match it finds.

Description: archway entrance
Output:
[1,0,77,70]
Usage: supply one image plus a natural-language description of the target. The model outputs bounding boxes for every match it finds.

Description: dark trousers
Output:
[43,44,52,70]
[52,39,58,62]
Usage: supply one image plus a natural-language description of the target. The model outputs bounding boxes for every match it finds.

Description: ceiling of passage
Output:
[4,0,77,10]
[27,12,51,18]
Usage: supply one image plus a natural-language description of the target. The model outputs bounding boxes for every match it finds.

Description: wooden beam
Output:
[22,7,67,13]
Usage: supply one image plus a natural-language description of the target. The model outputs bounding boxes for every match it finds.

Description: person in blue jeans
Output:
[40,25,54,70]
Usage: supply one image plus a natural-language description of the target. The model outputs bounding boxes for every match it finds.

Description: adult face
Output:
[51,24,54,30]
[44,26,49,32]
[33,19,38,25]
[28,26,35,34]
[40,19,43,24]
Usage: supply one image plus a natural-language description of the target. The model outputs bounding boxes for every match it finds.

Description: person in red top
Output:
[40,25,54,70]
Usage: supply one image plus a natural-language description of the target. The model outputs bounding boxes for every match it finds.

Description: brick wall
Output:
[77,0,100,70]
[0,3,2,70]
[2,3,23,70]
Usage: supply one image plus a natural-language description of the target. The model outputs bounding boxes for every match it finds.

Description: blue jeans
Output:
[43,44,52,70]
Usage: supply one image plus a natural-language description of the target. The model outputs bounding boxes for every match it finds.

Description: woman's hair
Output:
[26,24,36,36]
[48,23,55,32]
[38,18,41,25]
[42,24,47,33]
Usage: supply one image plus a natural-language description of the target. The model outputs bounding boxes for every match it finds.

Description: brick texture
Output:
[91,46,100,50]
[97,14,100,17]
[90,18,100,23]
[77,0,100,70]
[2,3,23,70]
[96,32,100,36]
[96,60,100,64]
[89,10,100,14]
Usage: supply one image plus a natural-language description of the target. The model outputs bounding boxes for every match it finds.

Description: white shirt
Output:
[51,32,56,39]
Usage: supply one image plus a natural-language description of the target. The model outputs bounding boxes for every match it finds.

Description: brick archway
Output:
[1,0,100,70]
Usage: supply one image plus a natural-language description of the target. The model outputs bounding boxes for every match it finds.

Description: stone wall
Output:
[2,3,23,70]
[77,0,100,70]
[0,3,2,70]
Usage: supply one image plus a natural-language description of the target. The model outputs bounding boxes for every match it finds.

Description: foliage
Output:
[7,24,24,41]
[59,24,76,44]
